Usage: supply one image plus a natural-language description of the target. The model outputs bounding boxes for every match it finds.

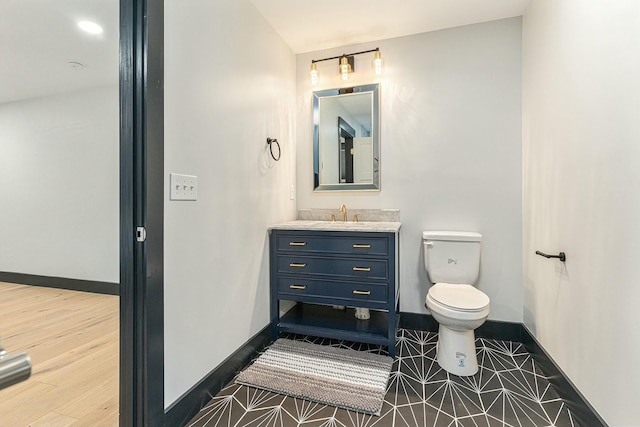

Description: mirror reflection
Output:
[313,84,380,191]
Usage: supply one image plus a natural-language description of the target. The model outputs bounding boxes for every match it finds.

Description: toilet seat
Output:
[428,283,490,312]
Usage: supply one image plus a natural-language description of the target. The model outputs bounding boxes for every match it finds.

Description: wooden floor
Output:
[0,282,119,427]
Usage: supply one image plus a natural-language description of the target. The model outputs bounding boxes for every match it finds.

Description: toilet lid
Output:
[429,283,490,311]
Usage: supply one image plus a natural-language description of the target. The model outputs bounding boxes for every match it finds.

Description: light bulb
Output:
[310,63,319,85]
[340,56,351,81]
[372,51,384,75]
[341,66,349,80]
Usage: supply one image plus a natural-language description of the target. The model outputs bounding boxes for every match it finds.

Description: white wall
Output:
[296,18,523,321]
[163,0,296,407]
[0,86,119,284]
[523,1,640,425]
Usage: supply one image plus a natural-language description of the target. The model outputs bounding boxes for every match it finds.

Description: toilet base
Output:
[436,324,479,376]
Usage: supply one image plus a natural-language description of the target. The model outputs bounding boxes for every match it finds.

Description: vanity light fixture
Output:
[310,48,382,84]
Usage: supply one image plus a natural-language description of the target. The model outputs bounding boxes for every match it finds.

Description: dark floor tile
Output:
[187,329,583,427]
[476,368,504,392]
[424,361,449,383]
[236,387,286,411]
[234,406,292,427]
[554,403,580,427]
[278,397,337,424]
[498,391,552,427]
[397,332,424,356]
[425,404,456,427]
[542,400,580,427]
[456,414,493,427]
[187,394,246,427]
[397,353,427,381]
[449,383,484,417]
[498,369,542,400]
[479,346,520,372]
[449,370,482,395]
[386,370,424,405]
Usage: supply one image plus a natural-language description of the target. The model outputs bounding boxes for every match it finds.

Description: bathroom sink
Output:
[269,220,401,233]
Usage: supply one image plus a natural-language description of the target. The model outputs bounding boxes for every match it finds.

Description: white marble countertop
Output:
[268,220,401,233]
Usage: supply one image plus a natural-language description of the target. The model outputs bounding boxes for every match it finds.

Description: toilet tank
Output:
[423,231,482,284]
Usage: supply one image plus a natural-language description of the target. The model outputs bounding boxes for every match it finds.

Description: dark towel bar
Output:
[535,250,566,262]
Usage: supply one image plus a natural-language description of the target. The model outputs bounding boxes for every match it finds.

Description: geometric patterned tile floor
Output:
[187,329,579,427]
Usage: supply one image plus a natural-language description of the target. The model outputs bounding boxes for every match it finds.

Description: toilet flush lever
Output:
[535,250,566,262]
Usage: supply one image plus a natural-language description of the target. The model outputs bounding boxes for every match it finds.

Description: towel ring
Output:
[266,138,281,161]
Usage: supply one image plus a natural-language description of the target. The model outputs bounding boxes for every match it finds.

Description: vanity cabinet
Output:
[269,227,399,357]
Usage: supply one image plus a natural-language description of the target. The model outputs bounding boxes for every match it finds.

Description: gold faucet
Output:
[339,204,347,222]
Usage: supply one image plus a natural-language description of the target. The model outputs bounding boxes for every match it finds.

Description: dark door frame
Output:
[120,0,164,425]
[338,117,355,183]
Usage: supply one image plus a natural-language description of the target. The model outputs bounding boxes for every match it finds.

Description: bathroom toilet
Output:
[423,231,490,376]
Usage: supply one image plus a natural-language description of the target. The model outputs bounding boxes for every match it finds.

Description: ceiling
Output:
[250,0,531,53]
[0,0,118,105]
[1,0,530,105]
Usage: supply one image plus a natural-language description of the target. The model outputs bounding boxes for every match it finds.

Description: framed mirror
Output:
[313,83,380,191]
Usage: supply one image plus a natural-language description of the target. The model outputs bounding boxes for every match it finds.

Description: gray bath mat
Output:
[235,338,393,415]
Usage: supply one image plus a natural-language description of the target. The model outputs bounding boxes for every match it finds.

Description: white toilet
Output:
[423,231,490,376]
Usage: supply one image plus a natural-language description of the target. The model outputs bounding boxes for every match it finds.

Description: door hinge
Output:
[136,227,146,242]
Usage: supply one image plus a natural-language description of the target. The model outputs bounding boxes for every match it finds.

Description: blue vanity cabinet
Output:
[269,229,399,357]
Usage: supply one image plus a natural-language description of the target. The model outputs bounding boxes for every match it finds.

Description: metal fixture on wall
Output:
[310,48,383,85]
[535,250,566,262]
[266,138,281,161]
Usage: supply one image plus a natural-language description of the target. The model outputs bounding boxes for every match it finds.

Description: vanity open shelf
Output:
[269,223,400,357]
[278,304,391,346]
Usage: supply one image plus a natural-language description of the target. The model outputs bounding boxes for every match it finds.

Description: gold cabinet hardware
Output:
[352,244,371,249]
[352,266,371,272]
[289,285,307,290]
[289,263,307,268]
[289,242,307,246]
[353,290,371,295]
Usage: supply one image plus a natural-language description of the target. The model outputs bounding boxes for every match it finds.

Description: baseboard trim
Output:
[0,271,119,296]
[520,325,608,427]
[164,324,272,427]
[399,312,607,426]
[399,311,524,342]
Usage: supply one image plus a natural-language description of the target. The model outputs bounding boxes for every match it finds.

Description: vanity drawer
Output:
[277,277,387,306]
[277,255,388,280]
[276,234,388,256]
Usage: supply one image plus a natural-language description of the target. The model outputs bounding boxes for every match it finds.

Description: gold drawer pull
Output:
[289,285,307,290]
[289,242,307,246]
[352,266,371,272]
[352,244,371,249]
[289,263,307,268]
[353,290,371,296]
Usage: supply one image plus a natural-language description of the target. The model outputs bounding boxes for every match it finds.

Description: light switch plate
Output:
[170,173,197,201]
